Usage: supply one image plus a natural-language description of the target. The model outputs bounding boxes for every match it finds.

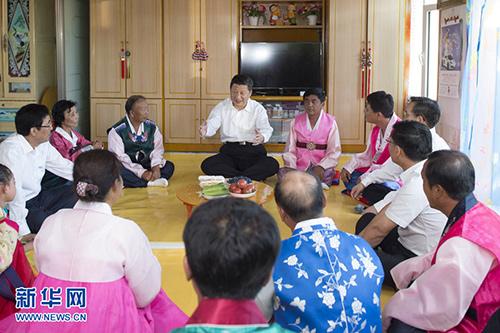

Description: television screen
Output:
[240,42,323,95]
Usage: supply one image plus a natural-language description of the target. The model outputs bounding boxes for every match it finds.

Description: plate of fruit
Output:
[227,176,256,198]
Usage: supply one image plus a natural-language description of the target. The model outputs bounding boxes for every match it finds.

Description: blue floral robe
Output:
[273,217,383,333]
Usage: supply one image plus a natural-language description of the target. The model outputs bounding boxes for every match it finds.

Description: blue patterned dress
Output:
[273,217,383,333]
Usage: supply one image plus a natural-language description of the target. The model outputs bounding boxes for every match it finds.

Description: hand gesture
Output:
[253,129,264,145]
[350,183,366,199]
[340,168,351,184]
[199,121,208,138]
[151,165,161,181]
[92,140,103,150]
[311,166,325,181]
[141,170,153,181]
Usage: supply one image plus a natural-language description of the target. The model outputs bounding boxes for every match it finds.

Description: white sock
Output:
[321,182,330,190]
[147,178,168,187]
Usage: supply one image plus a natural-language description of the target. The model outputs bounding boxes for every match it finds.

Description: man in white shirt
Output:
[355,121,447,288]
[199,75,279,180]
[351,97,450,205]
[383,151,500,332]
[0,104,76,235]
[108,95,174,188]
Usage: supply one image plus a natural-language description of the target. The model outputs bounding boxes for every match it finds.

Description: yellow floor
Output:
[27,153,394,316]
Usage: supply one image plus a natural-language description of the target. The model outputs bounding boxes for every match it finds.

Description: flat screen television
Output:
[240,42,323,96]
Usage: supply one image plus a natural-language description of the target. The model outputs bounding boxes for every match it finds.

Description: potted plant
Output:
[298,4,321,26]
[243,3,266,26]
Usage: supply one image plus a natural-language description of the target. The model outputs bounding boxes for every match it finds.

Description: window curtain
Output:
[460,0,500,211]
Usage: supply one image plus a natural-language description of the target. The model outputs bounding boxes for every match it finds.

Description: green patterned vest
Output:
[111,117,157,169]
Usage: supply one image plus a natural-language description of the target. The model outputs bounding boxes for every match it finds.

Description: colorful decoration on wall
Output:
[192,41,208,61]
[7,0,30,78]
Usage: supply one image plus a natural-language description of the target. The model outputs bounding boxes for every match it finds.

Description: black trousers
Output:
[121,161,175,188]
[201,143,279,181]
[356,213,417,289]
[362,183,396,206]
[26,181,78,233]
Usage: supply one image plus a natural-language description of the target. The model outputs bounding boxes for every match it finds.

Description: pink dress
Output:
[49,127,93,162]
[0,201,187,332]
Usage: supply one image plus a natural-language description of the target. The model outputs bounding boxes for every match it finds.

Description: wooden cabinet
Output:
[0,0,55,101]
[165,99,200,144]
[164,0,238,100]
[90,0,162,99]
[200,99,221,144]
[91,98,162,142]
[327,0,406,146]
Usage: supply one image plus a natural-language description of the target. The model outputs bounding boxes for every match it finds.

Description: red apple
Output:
[229,184,239,193]
[237,179,248,189]
[231,187,242,194]
[243,184,255,194]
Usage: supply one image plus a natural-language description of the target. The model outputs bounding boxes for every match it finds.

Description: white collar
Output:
[400,160,426,183]
[125,115,144,136]
[74,200,113,215]
[16,134,35,153]
[294,216,337,232]
[55,126,78,146]
[306,110,323,131]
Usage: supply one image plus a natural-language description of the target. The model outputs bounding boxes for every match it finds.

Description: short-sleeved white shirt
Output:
[383,160,448,255]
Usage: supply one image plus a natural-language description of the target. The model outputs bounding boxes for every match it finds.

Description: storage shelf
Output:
[242,25,322,29]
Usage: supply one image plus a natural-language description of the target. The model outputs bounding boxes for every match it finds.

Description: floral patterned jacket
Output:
[273,217,383,333]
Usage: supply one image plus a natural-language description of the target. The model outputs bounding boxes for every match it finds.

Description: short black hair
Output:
[183,198,280,299]
[424,150,475,201]
[391,120,432,162]
[15,104,50,136]
[73,150,122,202]
[367,91,394,118]
[52,100,77,127]
[408,97,441,128]
[275,172,325,222]
[0,164,13,185]
[303,88,326,103]
[230,74,253,91]
[125,95,146,115]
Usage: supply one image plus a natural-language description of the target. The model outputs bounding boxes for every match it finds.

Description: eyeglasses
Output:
[38,124,52,129]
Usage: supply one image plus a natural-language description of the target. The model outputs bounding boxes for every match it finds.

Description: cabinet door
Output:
[201,0,238,99]
[146,99,162,132]
[164,0,201,99]
[90,0,126,98]
[90,98,125,141]
[126,0,162,98]
[2,0,36,99]
[165,99,200,143]
[200,99,221,144]
[328,0,367,145]
[367,0,406,114]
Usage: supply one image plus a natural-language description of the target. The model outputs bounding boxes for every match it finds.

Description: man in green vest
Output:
[108,95,174,187]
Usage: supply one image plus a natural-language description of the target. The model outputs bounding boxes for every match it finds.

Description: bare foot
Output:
[20,233,35,245]
[23,240,34,252]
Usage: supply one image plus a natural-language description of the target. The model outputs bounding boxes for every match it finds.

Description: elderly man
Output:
[272,171,383,332]
[383,151,500,332]
[108,95,174,188]
[351,97,450,205]
[200,74,279,180]
[0,104,76,235]
[280,88,341,188]
[355,121,447,288]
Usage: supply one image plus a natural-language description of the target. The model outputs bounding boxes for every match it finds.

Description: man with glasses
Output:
[0,104,76,236]
[354,121,447,288]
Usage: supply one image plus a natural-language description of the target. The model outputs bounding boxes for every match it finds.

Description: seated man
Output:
[273,171,383,332]
[356,121,447,288]
[280,88,341,188]
[351,97,450,205]
[174,198,290,333]
[383,151,500,333]
[200,74,279,181]
[108,95,174,188]
[340,91,400,203]
[0,104,77,235]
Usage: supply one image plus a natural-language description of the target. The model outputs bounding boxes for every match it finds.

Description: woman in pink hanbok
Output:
[1,150,187,332]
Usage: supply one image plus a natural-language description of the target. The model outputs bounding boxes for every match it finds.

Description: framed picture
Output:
[437,0,466,9]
